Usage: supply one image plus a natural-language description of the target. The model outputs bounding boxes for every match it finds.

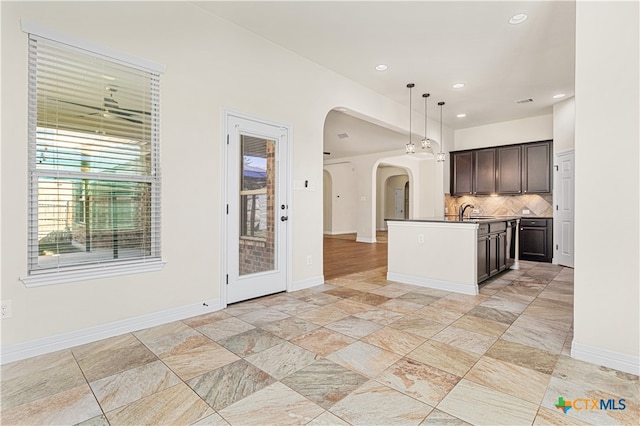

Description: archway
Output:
[376,166,410,231]
[322,106,446,276]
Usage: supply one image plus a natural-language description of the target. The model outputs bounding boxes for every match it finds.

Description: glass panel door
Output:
[239,135,276,276]
[225,113,288,304]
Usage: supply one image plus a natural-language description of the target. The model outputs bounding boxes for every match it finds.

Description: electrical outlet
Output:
[306,255,312,265]
[523,209,530,214]
[417,234,425,244]
[1,300,12,319]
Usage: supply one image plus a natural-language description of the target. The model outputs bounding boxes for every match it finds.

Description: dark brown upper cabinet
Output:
[522,141,552,193]
[451,151,473,195]
[450,140,552,196]
[474,148,496,195]
[496,145,522,194]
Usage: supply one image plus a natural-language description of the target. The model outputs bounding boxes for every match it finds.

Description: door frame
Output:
[221,109,292,307]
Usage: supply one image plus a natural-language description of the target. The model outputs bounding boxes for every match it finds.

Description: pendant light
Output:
[405,83,416,154]
[436,101,446,162]
[421,93,432,149]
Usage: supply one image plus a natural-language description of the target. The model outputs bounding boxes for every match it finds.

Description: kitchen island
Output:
[386,216,519,295]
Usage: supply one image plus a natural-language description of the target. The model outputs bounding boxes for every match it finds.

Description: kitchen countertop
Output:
[521,216,553,219]
[386,215,521,224]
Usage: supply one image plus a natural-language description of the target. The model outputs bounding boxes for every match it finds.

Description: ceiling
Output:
[195,1,576,158]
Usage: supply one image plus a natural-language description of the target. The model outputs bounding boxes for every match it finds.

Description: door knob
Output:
[280,216,288,222]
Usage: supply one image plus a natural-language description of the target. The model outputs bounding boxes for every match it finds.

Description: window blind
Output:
[27,34,161,275]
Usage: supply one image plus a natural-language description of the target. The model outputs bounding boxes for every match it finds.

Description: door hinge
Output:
[556,244,559,250]
[556,205,558,210]
[226,204,229,214]
[226,134,229,145]
[226,274,229,285]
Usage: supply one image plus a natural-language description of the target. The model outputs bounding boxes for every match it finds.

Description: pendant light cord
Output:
[407,83,415,145]
[439,101,445,154]
[436,101,446,162]
[424,94,428,138]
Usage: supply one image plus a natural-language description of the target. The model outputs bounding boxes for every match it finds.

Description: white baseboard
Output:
[571,340,640,376]
[323,230,357,235]
[387,272,478,296]
[291,275,324,292]
[356,237,377,243]
[0,298,223,365]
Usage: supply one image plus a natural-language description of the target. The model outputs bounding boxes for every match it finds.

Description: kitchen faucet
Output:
[459,203,475,221]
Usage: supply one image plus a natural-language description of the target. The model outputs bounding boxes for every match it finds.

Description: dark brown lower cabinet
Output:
[477,234,489,283]
[497,231,508,272]
[488,234,499,277]
[478,222,510,284]
[519,218,553,263]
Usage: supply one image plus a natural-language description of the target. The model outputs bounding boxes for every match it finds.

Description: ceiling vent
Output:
[516,98,534,104]
[337,132,350,139]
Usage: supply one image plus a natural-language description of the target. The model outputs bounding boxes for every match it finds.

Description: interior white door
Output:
[394,188,404,218]
[554,151,574,267]
[226,113,288,304]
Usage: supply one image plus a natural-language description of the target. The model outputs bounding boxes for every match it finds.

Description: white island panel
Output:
[387,220,479,295]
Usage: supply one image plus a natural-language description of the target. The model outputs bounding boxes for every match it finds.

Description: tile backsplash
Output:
[445,194,554,217]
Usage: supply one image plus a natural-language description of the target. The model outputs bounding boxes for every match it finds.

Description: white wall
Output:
[450,102,575,156]
[553,97,576,154]
[419,158,442,217]
[573,1,639,374]
[0,2,430,354]
[454,115,553,150]
[323,163,358,234]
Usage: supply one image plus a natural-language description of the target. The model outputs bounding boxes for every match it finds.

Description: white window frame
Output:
[20,21,166,287]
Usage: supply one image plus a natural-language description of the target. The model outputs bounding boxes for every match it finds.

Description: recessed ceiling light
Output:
[457,113,467,118]
[509,13,528,25]
[452,83,465,89]
[375,64,388,71]
[553,93,566,99]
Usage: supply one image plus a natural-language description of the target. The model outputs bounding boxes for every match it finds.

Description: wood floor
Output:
[323,232,388,280]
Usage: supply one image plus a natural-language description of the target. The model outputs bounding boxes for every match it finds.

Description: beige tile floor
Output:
[2,262,639,425]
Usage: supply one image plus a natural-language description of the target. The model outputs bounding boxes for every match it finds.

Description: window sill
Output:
[20,259,166,288]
